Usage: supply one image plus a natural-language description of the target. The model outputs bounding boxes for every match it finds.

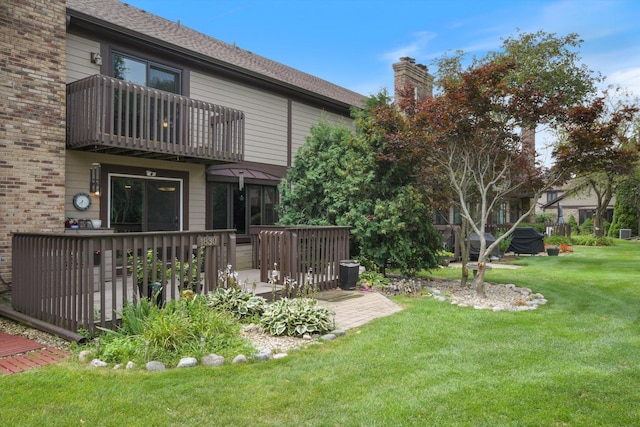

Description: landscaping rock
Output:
[254,352,271,361]
[146,361,166,371]
[78,350,92,362]
[177,357,198,368]
[202,354,225,367]
[232,354,248,364]
[320,333,336,341]
[89,359,107,368]
[126,361,135,369]
[425,279,547,312]
[273,353,288,359]
[332,329,346,337]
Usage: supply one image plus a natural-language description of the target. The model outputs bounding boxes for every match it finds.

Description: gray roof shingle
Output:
[66,0,366,108]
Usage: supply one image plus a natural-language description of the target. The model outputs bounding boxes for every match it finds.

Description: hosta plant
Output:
[260,298,334,337]
[206,287,267,321]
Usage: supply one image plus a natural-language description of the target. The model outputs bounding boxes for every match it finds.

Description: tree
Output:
[415,60,555,296]
[278,95,442,277]
[553,93,639,236]
[383,31,598,296]
[608,174,640,237]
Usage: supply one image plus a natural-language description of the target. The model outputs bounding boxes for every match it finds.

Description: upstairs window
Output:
[113,52,181,94]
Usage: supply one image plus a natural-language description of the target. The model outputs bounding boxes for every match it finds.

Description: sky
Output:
[122,0,640,162]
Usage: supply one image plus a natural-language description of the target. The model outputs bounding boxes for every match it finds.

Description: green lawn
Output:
[1,241,639,426]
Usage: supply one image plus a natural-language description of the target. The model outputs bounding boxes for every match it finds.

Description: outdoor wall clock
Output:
[73,192,92,211]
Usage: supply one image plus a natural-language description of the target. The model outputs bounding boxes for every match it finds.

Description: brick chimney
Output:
[521,126,536,164]
[392,57,434,102]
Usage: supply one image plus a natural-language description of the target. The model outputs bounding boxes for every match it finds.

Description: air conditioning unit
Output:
[619,229,631,240]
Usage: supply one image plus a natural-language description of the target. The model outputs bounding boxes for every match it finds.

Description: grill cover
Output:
[468,232,500,260]
[507,227,545,255]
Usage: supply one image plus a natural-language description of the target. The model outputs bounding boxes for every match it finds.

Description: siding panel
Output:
[66,34,101,83]
[291,101,354,157]
[191,71,288,165]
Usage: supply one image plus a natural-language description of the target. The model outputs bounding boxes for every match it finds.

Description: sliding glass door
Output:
[110,176,181,232]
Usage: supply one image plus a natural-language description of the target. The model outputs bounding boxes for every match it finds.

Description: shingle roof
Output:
[66,0,366,108]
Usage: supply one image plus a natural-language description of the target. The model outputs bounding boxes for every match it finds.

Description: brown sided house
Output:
[1,0,374,333]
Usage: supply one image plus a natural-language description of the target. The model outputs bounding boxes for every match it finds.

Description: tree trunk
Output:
[459,219,471,288]
[474,261,487,298]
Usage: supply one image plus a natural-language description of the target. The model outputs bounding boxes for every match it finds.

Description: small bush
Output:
[261,298,334,337]
[495,231,514,254]
[580,218,594,236]
[92,295,253,366]
[545,235,572,246]
[518,222,546,233]
[567,215,579,234]
[358,270,389,290]
[536,213,554,224]
[206,288,267,322]
[571,235,614,246]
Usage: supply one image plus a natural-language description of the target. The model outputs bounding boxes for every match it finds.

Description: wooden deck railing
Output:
[66,74,244,163]
[12,230,236,334]
[258,226,350,292]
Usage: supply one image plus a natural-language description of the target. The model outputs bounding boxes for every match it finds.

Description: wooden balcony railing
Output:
[66,75,244,163]
[12,230,236,334]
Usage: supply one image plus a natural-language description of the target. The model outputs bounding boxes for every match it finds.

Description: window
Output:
[105,165,187,232]
[491,202,508,224]
[209,183,278,235]
[112,53,182,143]
[434,209,449,225]
[509,201,521,223]
[113,53,181,94]
[546,191,559,203]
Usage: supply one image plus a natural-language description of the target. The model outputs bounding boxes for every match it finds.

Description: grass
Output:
[1,241,640,426]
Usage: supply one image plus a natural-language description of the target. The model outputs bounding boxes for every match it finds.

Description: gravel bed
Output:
[241,323,317,353]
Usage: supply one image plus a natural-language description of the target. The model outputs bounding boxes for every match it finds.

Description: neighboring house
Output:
[539,187,615,227]
[1,0,369,282]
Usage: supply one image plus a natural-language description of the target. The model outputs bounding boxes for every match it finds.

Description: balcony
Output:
[66,75,245,164]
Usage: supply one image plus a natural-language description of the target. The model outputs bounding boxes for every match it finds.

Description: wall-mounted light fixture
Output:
[238,170,244,191]
[162,118,169,128]
[90,163,101,195]
[90,52,102,65]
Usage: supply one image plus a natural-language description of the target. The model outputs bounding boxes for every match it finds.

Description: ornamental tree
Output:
[382,31,598,296]
[553,93,639,236]
[412,60,557,295]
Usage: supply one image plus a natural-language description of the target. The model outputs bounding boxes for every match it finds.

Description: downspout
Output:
[0,302,87,343]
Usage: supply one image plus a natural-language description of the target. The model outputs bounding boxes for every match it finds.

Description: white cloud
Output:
[607,67,640,96]
[380,31,437,63]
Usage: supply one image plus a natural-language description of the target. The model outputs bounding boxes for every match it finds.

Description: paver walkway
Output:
[0,331,70,376]
[317,289,403,330]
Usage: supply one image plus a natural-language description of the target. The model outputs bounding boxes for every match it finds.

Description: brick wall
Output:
[0,0,67,282]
